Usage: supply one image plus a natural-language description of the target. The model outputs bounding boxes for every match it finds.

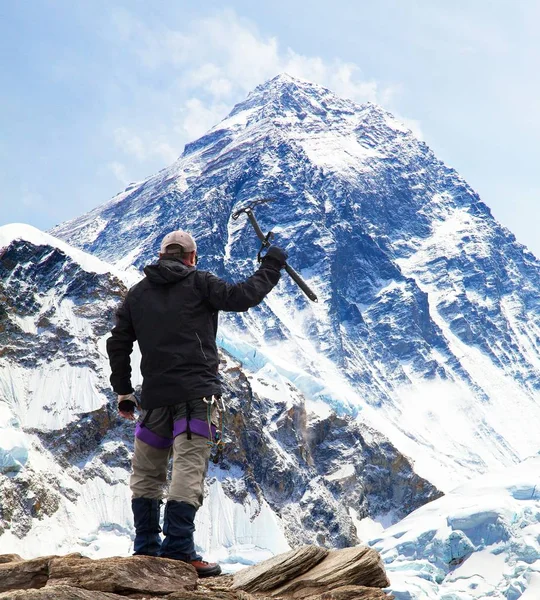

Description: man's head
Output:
[159,230,197,266]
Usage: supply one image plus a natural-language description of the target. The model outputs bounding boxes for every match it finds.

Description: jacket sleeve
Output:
[202,262,281,312]
[106,295,136,394]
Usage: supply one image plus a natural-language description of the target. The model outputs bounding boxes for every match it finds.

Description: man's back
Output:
[107,255,284,409]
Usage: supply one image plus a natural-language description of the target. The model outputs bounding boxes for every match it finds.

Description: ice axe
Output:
[232,198,318,303]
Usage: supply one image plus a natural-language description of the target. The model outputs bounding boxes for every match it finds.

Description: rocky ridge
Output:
[0,545,393,599]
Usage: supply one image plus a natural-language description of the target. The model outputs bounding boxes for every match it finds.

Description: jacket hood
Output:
[144,258,196,285]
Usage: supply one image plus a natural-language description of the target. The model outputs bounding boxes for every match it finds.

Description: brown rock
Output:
[46,555,197,595]
[0,556,53,593]
[165,574,250,599]
[0,555,23,565]
[165,592,241,599]
[271,547,390,598]
[307,585,394,599]
[233,546,329,593]
[0,584,125,599]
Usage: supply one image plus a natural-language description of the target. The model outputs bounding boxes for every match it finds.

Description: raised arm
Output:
[203,246,287,312]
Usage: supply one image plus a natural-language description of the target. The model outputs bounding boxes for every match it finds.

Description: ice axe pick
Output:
[232,198,318,303]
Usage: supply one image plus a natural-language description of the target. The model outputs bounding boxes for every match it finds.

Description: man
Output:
[106,230,287,577]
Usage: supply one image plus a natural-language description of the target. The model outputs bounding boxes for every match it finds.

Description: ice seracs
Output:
[373,454,540,599]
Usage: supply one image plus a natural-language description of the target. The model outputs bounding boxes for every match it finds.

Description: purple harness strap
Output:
[135,423,173,449]
[174,418,216,440]
[135,419,216,449]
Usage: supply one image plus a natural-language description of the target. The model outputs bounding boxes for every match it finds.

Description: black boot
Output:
[132,497,162,556]
[159,499,221,577]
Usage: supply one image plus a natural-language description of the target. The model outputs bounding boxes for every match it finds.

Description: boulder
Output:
[270,547,390,598]
[233,546,329,593]
[0,556,55,593]
[0,547,392,599]
[46,555,197,595]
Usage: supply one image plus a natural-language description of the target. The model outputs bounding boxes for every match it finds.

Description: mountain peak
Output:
[253,72,321,94]
[226,72,356,122]
[211,73,412,146]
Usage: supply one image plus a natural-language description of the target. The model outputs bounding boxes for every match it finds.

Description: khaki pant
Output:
[130,401,215,509]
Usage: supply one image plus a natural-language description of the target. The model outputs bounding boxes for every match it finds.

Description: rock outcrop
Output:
[0,546,394,599]
[234,546,392,599]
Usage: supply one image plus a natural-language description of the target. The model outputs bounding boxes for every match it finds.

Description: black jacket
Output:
[106,258,281,409]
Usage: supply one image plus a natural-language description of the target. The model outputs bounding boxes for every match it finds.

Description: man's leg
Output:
[130,409,173,556]
[169,431,211,508]
[160,402,221,576]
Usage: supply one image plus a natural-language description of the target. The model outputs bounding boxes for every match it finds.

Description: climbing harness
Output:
[204,395,226,464]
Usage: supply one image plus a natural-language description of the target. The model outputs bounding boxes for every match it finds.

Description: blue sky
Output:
[1,1,540,254]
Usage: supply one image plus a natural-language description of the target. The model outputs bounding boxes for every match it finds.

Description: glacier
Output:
[372,454,540,599]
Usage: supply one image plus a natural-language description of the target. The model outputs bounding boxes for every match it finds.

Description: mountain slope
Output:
[52,74,540,491]
[0,223,437,560]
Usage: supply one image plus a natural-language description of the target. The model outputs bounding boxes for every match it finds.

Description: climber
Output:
[106,229,287,577]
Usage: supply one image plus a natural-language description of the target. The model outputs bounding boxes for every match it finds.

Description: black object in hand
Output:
[118,398,137,413]
[262,246,288,269]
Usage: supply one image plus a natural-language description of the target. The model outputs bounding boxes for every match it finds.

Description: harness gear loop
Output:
[203,396,215,442]
[185,399,192,440]
[204,395,226,464]
[216,395,226,413]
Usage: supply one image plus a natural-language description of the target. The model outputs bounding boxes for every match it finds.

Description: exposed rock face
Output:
[0,585,126,599]
[269,547,390,597]
[0,548,393,599]
[220,358,442,548]
[0,240,125,368]
[232,545,393,599]
[47,555,197,595]
[232,546,329,592]
[0,555,53,592]
[0,555,22,564]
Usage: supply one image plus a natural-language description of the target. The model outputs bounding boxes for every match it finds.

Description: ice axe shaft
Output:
[233,201,318,303]
[246,209,318,303]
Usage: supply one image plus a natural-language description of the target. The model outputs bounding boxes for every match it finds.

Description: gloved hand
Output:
[262,246,288,270]
[118,393,138,421]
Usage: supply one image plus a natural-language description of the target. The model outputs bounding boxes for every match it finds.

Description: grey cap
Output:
[159,230,197,254]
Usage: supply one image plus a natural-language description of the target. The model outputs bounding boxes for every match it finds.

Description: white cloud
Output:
[112,127,178,164]
[114,9,395,106]
[179,98,231,142]
[107,161,131,186]
[107,9,413,165]
[20,185,44,208]
[112,129,146,161]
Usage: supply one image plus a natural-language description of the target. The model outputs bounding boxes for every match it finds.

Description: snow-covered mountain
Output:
[0,222,436,564]
[53,73,540,491]
[3,73,540,596]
